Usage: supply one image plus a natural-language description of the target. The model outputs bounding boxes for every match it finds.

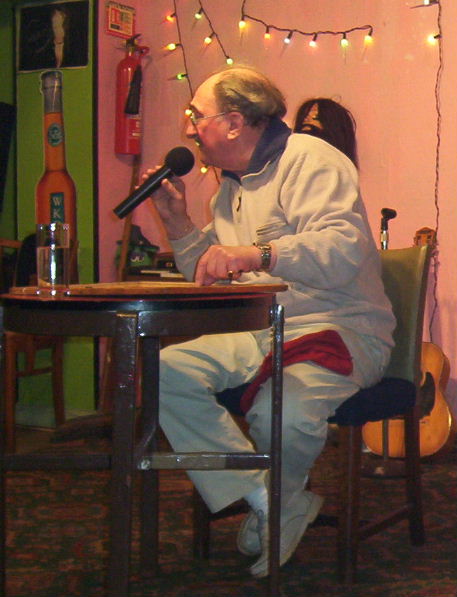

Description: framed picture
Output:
[18,0,89,71]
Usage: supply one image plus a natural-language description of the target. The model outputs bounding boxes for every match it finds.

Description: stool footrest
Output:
[137,451,270,470]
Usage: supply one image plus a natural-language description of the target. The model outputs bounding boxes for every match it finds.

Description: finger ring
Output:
[227,270,234,280]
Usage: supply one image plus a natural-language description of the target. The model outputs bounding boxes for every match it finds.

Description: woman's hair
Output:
[293,98,358,167]
[212,66,287,127]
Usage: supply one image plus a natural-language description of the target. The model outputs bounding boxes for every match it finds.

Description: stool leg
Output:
[337,424,362,584]
[107,313,139,597]
[403,408,425,544]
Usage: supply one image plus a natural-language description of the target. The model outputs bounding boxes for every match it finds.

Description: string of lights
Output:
[239,0,374,49]
[165,0,193,94]
[165,0,233,85]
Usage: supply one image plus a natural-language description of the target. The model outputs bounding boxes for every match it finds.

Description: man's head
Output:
[185,66,286,173]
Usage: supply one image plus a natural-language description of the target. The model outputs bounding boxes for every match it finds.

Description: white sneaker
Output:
[237,509,263,556]
[247,490,324,578]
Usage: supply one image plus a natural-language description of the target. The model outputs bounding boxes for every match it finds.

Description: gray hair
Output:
[212,66,286,127]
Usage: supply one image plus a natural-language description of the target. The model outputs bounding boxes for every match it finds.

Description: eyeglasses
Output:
[185,108,228,126]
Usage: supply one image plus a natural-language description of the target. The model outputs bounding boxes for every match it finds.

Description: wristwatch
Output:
[253,242,272,271]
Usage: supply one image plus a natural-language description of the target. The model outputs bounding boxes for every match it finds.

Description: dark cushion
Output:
[217,377,416,426]
[329,377,416,425]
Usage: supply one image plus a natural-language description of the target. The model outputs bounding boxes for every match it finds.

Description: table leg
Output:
[107,312,139,597]
[268,303,284,597]
[0,306,6,597]
[138,336,161,577]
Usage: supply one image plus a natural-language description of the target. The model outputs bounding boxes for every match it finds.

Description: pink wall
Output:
[98,0,457,414]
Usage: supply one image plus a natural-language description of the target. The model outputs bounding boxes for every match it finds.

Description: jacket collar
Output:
[222,118,291,182]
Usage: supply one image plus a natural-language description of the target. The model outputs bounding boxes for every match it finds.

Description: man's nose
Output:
[185,120,196,137]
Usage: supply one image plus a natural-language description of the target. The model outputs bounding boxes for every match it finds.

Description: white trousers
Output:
[158,324,390,513]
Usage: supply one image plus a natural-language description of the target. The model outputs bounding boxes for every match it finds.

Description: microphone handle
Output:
[113,165,171,219]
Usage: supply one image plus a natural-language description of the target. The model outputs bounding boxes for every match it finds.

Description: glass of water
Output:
[36,223,70,296]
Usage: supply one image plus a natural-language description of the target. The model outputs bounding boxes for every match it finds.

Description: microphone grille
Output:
[381,207,397,220]
[165,146,195,177]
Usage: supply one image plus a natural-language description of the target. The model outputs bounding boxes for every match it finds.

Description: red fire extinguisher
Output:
[115,34,149,155]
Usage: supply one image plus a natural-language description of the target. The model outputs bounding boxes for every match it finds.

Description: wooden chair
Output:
[0,238,66,452]
[192,245,431,583]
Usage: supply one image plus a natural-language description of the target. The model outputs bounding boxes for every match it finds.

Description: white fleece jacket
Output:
[171,132,395,348]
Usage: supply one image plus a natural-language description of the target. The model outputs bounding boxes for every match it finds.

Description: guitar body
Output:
[362,343,455,458]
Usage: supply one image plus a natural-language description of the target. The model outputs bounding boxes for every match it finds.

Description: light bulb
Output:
[341,35,349,48]
[239,19,247,30]
[264,27,271,40]
[226,57,234,65]
[194,10,203,20]
[166,43,178,51]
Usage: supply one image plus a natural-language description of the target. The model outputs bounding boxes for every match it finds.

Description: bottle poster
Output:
[18,0,89,72]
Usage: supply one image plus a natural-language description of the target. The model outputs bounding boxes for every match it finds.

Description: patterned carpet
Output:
[4,438,457,597]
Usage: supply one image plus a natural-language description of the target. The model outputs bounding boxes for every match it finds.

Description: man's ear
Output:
[226,111,244,140]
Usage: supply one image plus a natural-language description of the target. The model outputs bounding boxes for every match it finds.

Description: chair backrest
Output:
[0,235,39,292]
[0,239,22,293]
[381,245,431,386]
[14,233,37,286]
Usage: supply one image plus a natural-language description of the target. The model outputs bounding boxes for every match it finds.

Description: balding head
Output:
[206,66,287,127]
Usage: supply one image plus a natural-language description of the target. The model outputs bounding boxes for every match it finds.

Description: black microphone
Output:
[380,207,397,250]
[113,146,195,219]
[380,207,397,230]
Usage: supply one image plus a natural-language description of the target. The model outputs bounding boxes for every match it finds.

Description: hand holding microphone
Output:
[113,146,195,219]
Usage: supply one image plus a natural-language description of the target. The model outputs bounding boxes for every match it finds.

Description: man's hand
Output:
[194,245,264,286]
[140,167,193,239]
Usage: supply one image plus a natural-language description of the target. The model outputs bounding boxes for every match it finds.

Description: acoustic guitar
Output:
[362,228,456,458]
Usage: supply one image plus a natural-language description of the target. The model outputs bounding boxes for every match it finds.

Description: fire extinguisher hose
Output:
[124,66,142,115]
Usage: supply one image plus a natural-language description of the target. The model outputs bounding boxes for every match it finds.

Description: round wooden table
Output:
[0,281,285,597]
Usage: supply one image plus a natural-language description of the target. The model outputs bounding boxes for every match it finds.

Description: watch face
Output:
[258,244,272,270]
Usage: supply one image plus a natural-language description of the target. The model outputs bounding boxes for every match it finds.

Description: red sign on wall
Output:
[105,1,135,39]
